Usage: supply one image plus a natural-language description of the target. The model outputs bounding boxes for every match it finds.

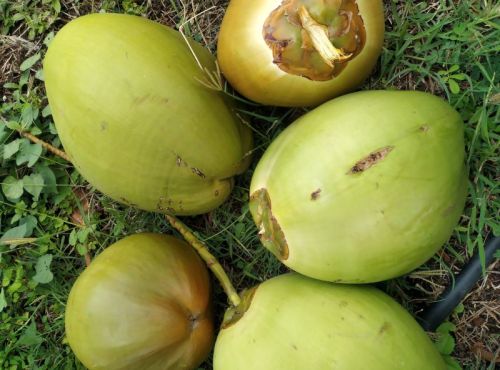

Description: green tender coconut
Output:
[250,90,467,283]
[65,233,213,370]
[44,14,252,215]
[214,273,446,370]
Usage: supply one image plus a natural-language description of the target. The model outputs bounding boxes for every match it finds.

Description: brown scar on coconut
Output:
[348,146,394,174]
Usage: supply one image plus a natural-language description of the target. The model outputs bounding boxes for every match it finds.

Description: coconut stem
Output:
[298,6,352,67]
[17,130,71,162]
[17,131,241,303]
[166,215,241,307]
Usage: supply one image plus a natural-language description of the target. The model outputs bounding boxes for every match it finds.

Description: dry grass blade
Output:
[0,35,37,92]
[0,237,39,246]
[178,5,224,91]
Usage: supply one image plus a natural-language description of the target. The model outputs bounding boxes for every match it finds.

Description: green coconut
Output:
[44,14,252,216]
[65,233,213,370]
[214,273,446,370]
[250,90,467,283]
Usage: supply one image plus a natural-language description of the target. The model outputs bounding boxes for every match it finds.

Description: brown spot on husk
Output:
[443,204,457,216]
[133,94,151,105]
[311,188,322,200]
[379,321,391,334]
[173,153,188,167]
[157,196,175,213]
[191,167,206,178]
[249,188,289,260]
[348,146,394,174]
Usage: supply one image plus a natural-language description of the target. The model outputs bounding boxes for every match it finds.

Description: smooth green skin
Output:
[44,14,252,215]
[214,273,446,370]
[65,233,214,370]
[250,90,467,283]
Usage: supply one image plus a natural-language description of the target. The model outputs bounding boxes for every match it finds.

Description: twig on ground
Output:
[18,130,71,162]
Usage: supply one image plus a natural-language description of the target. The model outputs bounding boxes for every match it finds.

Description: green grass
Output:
[0,0,499,369]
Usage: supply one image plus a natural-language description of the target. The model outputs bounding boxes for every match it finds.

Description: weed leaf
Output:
[0,288,7,312]
[19,215,38,236]
[3,139,21,159]
[33,254,54,284]
[19,53,41,72]
[42,104,52,117]
[435,322,457,355]
[0,224,28,245]
[448,79,460,94]
[21,103,38,128]
[36,165,57,194]
[16,141,42,167]
[23,173,44,200]
[16,321,43,346]
[2,176,24,199]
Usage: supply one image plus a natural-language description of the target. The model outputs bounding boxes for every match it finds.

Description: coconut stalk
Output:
[19,131,241,307]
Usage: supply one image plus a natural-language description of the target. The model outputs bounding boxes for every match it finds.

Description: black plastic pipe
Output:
[418,236,500,332]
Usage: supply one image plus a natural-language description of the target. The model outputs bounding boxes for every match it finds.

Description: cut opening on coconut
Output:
[249,188,289,260]
[262,0,366,81]
[348,146,394,174]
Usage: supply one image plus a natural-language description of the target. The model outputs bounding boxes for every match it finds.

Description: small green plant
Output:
[435,322,462,370]
[0,0,61,39]
[437,65,468,95]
